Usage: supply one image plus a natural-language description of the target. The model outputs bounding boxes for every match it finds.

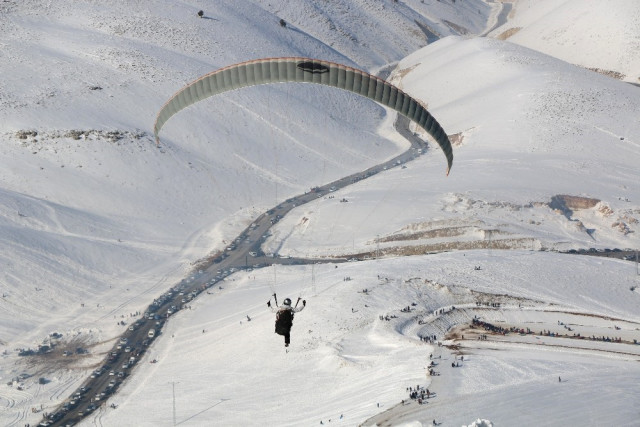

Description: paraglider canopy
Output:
[154,57,453,175]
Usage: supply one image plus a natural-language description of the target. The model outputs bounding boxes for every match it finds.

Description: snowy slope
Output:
[0,0,639,426]
[98,252,640,427]
[489,0,640,83]
[0,0,488,351]
[271,35,640,257]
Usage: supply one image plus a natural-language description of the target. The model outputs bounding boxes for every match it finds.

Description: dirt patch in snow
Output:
[586,67,626,80]
[548,195,601,224]
[390,64,419,86]
[448,131,465,147]
[379,225,475,242]
[495,27,521,40]
[349,236,539,259]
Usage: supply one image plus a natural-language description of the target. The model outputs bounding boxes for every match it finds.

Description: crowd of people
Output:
[471,317,509,335]
[419,334,438,343]
[404,384,433,405]
[434,306,455,316]
[472,317,630,345]
[475,301,501,308]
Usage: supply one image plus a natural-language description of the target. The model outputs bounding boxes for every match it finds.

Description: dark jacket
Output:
[270,303,304,335]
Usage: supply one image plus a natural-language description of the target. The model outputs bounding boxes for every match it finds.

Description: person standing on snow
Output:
[267,294,305,347]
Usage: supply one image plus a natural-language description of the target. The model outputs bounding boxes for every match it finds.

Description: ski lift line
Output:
[270,85,280,207]
[319,100,343,247]
[355,171,405,239]
[154,57,453,175]
[293,262,316,300]
[306,132,329,255]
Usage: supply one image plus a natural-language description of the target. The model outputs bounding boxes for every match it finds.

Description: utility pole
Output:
[273,264,277,289]
[486,230,493,256]
[170,381,179,426]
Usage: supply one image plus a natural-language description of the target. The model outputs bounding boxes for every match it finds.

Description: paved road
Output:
[482,0,513,36]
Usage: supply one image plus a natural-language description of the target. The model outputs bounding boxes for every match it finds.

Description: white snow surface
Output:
[0,0,639,426]
[488,0,640,83]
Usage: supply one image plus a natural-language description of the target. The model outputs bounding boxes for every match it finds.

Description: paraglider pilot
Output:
[268,294,305,347]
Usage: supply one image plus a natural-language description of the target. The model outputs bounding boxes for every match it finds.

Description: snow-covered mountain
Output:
[0,0,491,343]
[488,0,640,83]
[0,1,639,426]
